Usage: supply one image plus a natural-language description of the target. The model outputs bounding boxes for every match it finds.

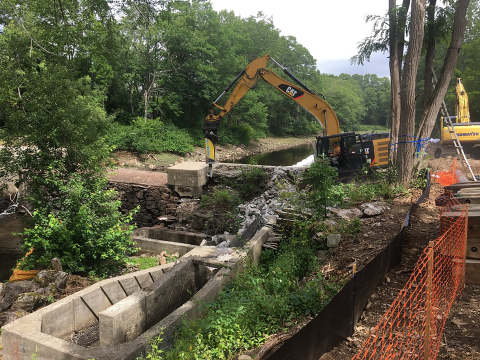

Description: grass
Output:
[128,256,159,270]
[127,254,179,270]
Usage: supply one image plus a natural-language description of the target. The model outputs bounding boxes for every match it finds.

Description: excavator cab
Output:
[316,133,367,173]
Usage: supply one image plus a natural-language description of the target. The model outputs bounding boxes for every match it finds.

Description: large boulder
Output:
[11,292,48,312]
[33,270,68,290]
[327,234,342,248]
[0,281,39,312]
[330,208,363,220]
[361,202,390,217]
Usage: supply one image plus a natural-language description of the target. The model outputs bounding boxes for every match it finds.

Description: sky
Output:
[209,0,391,77]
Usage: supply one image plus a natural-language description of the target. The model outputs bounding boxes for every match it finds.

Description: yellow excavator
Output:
[435,78,480,158]
[203,55,390,175]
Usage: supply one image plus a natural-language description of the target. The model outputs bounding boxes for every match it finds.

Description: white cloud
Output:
[209,0,390,76]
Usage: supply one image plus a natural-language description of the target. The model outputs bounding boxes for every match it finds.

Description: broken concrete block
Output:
[327,234,341,248]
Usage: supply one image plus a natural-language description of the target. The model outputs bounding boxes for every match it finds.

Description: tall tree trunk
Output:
[389,0,400,162]
[397,0,427,186]
[389,0,410,163]
[423,0,437,109]
[416,0,470,141]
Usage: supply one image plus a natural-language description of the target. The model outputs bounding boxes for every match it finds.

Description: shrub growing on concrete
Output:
[301,158,338,217]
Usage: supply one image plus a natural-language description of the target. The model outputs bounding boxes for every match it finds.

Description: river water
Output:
[0,213,26,281]
[228,142,315,166]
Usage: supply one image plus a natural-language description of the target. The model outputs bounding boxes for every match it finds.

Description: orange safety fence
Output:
[353,192,467,360]
[432,158,461,186]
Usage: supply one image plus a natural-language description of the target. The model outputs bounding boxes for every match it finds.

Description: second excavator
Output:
[203,55,390,175]
[435,78,480,158]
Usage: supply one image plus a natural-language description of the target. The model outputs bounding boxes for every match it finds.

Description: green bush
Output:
[199,187,241,235]
[218,123,257,146]
[17,174,138,274]
[302,158,338,217]
[107,118,195,154]
[410,167,430,189]
[337,218,362,235]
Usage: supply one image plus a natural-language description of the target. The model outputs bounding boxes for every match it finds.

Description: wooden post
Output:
[424,241,435,360]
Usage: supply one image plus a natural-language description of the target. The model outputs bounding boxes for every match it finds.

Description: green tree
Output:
[319,74,366,130]
[353,0,471,185]
[0,0,137,273]
[352,74,391,126]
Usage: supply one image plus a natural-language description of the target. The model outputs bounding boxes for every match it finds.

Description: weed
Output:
[237,167,269,201]
[302,158,338,217]
[410,166,430,189]
[136,332,165,360]
[337,218,362,236]
[199,187,241,235]
[31,347,38,360]
[222,166,269,201]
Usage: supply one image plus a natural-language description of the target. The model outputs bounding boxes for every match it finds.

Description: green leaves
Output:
[17,174,138,273]
[106,117,195,154]
[302,158,338,217]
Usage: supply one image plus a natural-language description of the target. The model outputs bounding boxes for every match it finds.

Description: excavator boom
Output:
[456,78,470,123]
[203,55,340,165]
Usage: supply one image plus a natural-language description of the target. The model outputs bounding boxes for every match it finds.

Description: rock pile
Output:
[0,270,68,327]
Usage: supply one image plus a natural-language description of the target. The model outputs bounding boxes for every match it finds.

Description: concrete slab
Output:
[133,236,197,256]
[246,218,274,264]
[135,227,206,245]
[99,290,147,345]
[167,162,209,197]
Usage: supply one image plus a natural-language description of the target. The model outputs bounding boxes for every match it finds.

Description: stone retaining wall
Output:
[109,182,178,227]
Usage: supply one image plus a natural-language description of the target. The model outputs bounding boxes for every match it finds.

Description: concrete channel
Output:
[2,220,273,360]
[2,162,279,359]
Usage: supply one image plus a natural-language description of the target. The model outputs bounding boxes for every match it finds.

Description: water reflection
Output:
[228,143,314,166]
[0,214,26,281]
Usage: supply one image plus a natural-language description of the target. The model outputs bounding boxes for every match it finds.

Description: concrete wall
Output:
[98,258,216,346]
[134,227,206,245]
[133,237,197,256]
[1,257,241,360]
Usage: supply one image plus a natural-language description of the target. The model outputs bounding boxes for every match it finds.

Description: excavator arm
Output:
[203,55,340,166]
[456,78,470,123]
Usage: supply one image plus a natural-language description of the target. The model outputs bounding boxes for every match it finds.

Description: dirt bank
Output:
[318,169,480,360]
[112,136,315,171]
